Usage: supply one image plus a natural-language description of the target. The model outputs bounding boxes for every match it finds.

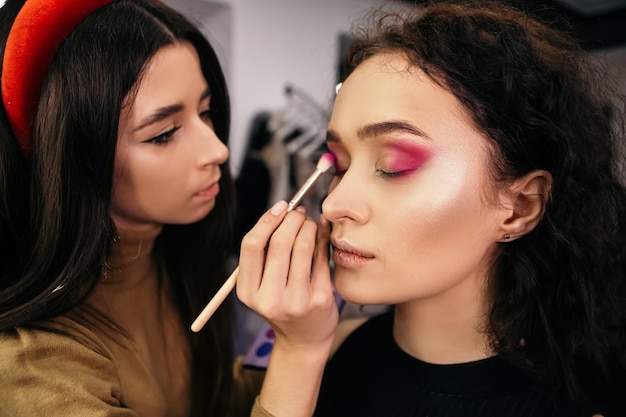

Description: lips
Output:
[331,238,375,269]
[195,179,220,199]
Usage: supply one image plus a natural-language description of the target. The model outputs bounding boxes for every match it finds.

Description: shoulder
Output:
[0,315,115,361]
[330,317,367,356]
[330,309,393,357]
[316,310,394,413]
[0,316,129,416]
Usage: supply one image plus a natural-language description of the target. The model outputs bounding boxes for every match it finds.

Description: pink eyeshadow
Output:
[326,144,346,171]
[386,141,432,172]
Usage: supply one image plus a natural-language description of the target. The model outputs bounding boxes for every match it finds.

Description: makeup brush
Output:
[191,152,335,332]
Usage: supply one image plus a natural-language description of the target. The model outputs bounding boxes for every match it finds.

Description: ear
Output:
[497,170,552,242]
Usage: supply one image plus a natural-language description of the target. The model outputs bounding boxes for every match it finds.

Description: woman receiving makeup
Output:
[236,1,626,417]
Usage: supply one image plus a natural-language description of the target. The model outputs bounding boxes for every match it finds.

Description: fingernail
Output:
[270,200,288,215]
[296,206,306,214]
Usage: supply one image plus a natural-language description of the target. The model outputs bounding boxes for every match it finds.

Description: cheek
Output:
[120,148,181,187]
[400,160,475,224]
[111,151,132,201]
[113,153,181,211]
[380,155,494,260]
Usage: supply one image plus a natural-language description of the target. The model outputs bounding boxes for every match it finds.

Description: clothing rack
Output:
[269,84,330,161]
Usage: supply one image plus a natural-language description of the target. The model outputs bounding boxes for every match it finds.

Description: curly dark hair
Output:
[346,0,626,412]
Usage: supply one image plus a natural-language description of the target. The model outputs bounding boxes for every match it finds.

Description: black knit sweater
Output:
[315,311,602,417]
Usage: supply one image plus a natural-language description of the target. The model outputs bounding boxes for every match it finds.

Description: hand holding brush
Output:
[191,152,335,332]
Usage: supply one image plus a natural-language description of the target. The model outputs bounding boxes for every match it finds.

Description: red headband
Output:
[1,0,116,158]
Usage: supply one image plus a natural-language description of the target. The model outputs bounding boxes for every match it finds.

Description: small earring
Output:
[504,234,511,240]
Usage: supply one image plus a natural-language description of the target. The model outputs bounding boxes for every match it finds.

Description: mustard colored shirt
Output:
[0,225,265,417]
[0,317,266,417]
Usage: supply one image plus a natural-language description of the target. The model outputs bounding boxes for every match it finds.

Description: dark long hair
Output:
[346,0,626,412]
[0,0,30,302]
[0,1,236,415]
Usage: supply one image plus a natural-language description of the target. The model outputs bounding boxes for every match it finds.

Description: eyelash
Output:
[145,108,216,145]
[331,166,407,179]
[376,169,409,179]
[146,126,181,145]
[201,108,216,122]
[331,166,345,177]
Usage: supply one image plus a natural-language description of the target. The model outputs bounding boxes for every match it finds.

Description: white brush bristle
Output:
[316,152,335,172]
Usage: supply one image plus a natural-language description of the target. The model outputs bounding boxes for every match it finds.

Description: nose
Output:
[194,119,229,167]
[322,170,369,225]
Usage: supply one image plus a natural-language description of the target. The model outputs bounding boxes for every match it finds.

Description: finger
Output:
[237,200,288,302]
[285,217,319,311]
[257,209,308,300]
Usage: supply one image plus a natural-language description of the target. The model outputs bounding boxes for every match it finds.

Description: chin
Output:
[169,203,216,225]
[334,277,376,306]
[195,199,217,218]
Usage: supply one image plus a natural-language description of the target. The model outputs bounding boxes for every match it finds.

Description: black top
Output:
[315,310,600,417]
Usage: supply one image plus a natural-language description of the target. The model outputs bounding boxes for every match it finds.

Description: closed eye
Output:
[376,169,411,179]
[330,164,346,177]
[333,167,412,178]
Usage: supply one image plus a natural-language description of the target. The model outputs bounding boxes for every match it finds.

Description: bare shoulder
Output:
[330,317,368,356]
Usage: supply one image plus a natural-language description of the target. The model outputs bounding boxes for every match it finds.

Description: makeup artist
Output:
[236,1,626,416]
[0,0,267,416]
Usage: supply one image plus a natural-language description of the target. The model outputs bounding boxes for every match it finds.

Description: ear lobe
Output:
[499,170,552,242]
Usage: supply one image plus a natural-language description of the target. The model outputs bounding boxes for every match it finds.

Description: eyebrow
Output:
[133,88,212,132]
[326,120,431,143]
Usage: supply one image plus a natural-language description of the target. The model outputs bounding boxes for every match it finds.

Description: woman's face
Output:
[323,53,504,308]
[112,42,228,230]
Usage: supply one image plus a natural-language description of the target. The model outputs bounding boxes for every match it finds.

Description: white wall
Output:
[165,0,392,176]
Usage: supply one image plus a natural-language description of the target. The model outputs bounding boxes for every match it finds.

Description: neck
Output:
[105,224,163,289]
[86,223,165,333]
[393,273,492,365]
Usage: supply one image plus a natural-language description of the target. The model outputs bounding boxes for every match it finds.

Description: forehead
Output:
[330,53,470,133]
[118,42,207,130]
[329,53,483,146]
[134,42,205,100]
